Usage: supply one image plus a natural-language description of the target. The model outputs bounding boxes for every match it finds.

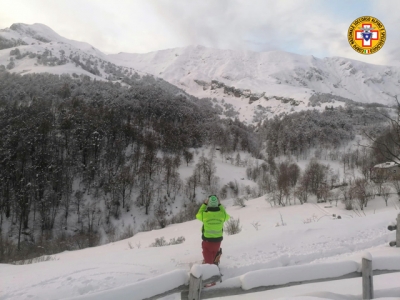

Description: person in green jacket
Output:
[196,195,230,265]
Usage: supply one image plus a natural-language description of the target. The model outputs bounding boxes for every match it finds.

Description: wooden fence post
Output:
[362,256,373,300]
[397,213,400,248]
[187,274,202,300]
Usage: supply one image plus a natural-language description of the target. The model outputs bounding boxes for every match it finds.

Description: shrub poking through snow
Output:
[234,196,247,207]
[225,218,242,235]
[150,237,167,247]
[13,255,58,265]
[149,236,186,247]
[303,214,318,224]
[169,236,186,245]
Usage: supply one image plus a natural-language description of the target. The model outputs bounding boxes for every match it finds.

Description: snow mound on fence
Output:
[190,264,220,280]
[240,260,359,290]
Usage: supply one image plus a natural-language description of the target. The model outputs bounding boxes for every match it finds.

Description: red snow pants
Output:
[202,241,221,264]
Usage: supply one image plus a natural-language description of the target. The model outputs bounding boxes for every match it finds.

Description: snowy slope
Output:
[1,23,105,58]
[0,23,146,82]
[1,147,399,300]
[108,45,400,105]
[1,194,399,300]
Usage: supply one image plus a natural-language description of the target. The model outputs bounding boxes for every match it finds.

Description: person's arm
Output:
[219,205,230,221]
[195,200,208,221]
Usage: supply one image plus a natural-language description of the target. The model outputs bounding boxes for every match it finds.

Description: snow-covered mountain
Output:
[1,23,400,123]
[109,45,400,105]
[0,23,105,58]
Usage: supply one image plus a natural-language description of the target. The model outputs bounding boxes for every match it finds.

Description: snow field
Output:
[1,193,399,300]
[69,269,189,300]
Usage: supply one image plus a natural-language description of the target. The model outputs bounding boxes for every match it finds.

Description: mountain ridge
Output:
[108,45,400,105]
[1,23,399,124]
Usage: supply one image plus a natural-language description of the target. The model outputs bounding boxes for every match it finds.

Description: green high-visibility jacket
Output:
[196,204,230,242]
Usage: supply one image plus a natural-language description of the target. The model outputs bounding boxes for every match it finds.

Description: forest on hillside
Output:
[0,71,259,262]
[0,70,396,264]
[260,106,388,159]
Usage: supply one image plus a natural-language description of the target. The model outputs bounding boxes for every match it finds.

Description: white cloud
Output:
[148,0,398,65]
[0,0,399,65]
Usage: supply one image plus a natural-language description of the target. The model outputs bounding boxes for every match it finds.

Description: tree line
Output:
[260,106,388,159]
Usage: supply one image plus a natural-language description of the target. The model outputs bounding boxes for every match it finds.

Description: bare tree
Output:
[183,149,193,166]
[154,198,167,228]
[185,172,199,202]
[235,153,241,166]
[340,186,354,210]
[351,178,373,210]
[115,166,134,210]
[162,155,176,198]
[295,184,308,204]
[74,190,84,224]
[374,168,390,195]
[381,184,391,206]
[317,183,331,203]
[196,155,217,187]
[258,173,275,194]
[60,162,74,229]
[302,159,330,196]
[137,176,153,215]
[390,173,400,195]
[84,201,98,246]
[276,162,290,206]
[170,172,182,200]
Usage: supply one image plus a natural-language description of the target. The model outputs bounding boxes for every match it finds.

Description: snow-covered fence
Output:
[142,264,221,300]
[186,264,221,300]
[197,255,400,300]
[70,256,400,300]
[388,212,400,247]
[239,260,359,290]
[362,253,373,300]
[71,264,220,300]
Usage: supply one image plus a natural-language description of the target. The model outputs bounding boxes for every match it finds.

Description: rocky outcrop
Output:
[194,79,210,90]
[224,85,235,95]
[242,89,251,98]
[194,79,302,106]
[197,79,256,98]
[275,96,302,106]
[211,80,225,90]
[249,92,265,104]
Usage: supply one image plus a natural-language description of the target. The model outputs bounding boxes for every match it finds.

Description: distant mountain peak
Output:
[9,23,59,43]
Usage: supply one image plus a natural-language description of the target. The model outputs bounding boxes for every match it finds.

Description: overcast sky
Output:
[1,0,399,65]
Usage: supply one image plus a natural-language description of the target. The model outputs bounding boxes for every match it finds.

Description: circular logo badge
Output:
[347,16,386,55]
